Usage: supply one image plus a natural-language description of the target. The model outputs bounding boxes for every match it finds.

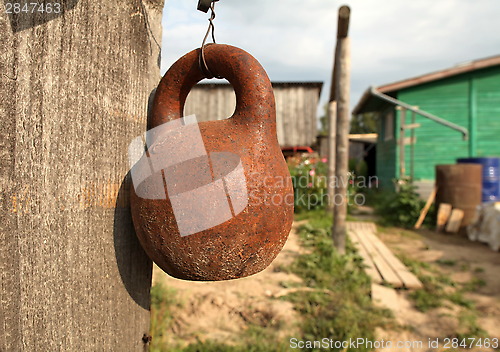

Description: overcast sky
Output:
[160,0,500,115]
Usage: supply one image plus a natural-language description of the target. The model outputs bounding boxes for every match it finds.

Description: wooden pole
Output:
[327,100,337,211]
[410,110,416,180]
[0,1,163,350]
[336,5,351,38]
[326,26,339,212]
[332,5,351,255]
[399,107,407,178]
[327,5,350,212]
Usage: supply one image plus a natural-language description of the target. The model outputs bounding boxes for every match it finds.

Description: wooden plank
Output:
[347,222,422,289]
[399,108,407,177]
[363,231,423,289]
[403,123,421,130]
[371,283,400,311]
[350,221,376,233]
[446,209,464,233]
[436,203,452,231]
[354,226,404,287]
[404,136,417,145]
[275,87,285,145]
[414,186,437,229]
[348,230,383,284]
[367,222,377,233]
[410,112,416,179]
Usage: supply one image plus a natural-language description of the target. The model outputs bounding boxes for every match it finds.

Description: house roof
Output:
[353,55,500,115]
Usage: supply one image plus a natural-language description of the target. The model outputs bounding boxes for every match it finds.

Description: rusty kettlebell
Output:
[130,44,294,281]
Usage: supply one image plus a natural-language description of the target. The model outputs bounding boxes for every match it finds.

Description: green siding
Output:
[475,66,500,156]
[397,76,470,181]
[375,65,500,188]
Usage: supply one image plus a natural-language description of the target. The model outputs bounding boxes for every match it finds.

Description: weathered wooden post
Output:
[399,106,407,178]
[332,5,351,254]
[326,67,337,211]
[0,1,163,350]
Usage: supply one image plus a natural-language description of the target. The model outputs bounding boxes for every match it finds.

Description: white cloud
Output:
[161,0,500,114]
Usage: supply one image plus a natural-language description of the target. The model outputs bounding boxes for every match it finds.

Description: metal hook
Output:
[198,0,219,13]
[199,1,222,79]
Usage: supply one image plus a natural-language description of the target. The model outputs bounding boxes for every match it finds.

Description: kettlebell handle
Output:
[150,44,276,129]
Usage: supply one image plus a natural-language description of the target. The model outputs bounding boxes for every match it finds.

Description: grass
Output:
[149,211,394,351]
[282,215,394,351]
[456,311,488,340]
[294,208,332,227]
[165,325,292,352]
[436,258,457,266]
[150,283,183,351]
[149,218,493,349]
[462,277,487,292]
[474,267,485,273]
[399,254,488,339]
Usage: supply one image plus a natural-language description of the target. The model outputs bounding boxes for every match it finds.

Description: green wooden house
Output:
[353,55,500,190]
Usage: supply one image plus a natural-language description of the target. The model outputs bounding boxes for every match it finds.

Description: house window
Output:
[384,110,394,141]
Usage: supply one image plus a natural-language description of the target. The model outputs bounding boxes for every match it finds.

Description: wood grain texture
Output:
[436,203,452,231]
[414,186,437,229]
[348,227,382,284]
[446,209,465,233]
[0,0,163,350]
[326,101,336,211]
[336,5,350,39]
[347,222,422,289]
[333,36,350,255]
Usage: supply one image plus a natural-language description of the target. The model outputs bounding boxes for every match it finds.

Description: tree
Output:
[1,1,163,350]
[318,103,329,136]
[350,112,378,134]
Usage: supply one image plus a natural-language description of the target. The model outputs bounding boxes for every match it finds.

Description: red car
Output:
[281,146,314,159]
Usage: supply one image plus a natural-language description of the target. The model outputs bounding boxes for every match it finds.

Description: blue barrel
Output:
[457,157,500,202]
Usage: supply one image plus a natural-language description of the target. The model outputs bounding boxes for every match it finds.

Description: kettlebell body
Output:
[130,44,294,281]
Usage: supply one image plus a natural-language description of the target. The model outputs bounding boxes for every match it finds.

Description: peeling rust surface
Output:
[130,44,294,281]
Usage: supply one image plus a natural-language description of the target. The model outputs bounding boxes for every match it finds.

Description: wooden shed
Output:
[184,82,323,147]
[353,55,500,189]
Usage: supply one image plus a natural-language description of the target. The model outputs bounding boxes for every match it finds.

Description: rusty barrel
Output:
[435,164,482,227]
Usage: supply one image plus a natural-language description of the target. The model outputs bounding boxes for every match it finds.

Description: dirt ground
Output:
[375,227,500,351]
[153,221,500,350]
[152,222,305,347]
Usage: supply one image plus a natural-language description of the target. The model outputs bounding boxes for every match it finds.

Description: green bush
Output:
[349,159,368,179]
[374,178,434,228]
[288,155,329,212]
